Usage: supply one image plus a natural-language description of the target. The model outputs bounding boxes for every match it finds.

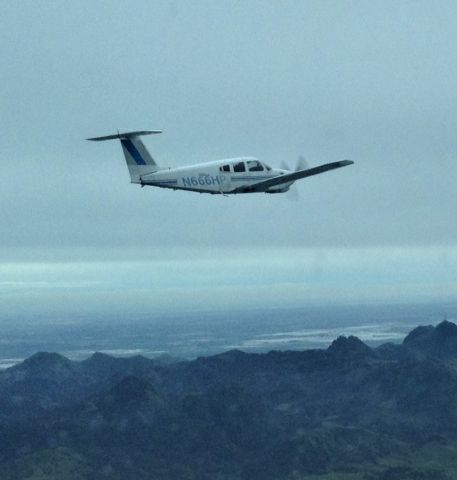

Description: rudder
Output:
[87,130,162,184]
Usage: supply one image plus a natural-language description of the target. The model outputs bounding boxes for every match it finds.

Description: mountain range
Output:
[2,320,457,479]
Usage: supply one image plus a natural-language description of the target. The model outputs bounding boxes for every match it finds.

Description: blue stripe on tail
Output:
[121,139,147,165]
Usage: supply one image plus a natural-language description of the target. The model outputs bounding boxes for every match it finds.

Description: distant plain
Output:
[1,302,455,368]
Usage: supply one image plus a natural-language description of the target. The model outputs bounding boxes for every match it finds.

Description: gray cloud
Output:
[1,1,456,312]
[1,247,456,321]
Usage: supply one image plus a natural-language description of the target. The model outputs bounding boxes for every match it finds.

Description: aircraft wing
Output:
[229,160,354,193]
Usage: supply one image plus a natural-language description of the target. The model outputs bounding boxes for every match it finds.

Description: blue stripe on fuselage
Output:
[231,176,272,181]
[121,139,147,165]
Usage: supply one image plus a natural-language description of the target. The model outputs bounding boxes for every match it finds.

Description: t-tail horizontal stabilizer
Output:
[86,130,162,141]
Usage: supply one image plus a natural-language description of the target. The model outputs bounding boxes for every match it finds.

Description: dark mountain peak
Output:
[83,351,116,366]
[215,349,248,360]
[328,335,374,359]
[18,352,72,370]
[90,351,112,361]
[195,349,249,367]
[403,325,434,344]
[403,320,457,358]
[435,320,457,337]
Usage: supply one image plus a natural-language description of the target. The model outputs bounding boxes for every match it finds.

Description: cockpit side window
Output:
[233,162,246,172]
[247,160,264,172]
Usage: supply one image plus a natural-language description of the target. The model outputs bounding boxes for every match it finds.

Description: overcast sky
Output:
[1,1,456,318]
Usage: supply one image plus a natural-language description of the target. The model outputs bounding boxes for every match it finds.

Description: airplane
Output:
[87,130,353,195]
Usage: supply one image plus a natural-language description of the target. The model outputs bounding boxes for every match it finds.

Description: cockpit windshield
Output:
[247,160,264,172]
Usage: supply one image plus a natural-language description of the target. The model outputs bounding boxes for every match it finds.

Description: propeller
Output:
[296,155,308,171]
[280,156,309,200]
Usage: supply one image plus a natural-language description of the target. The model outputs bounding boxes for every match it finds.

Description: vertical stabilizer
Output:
[87,130,162,184]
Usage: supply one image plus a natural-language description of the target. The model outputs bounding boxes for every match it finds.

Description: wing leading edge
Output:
[229,160,354,193]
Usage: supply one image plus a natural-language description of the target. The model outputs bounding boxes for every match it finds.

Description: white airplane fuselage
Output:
[141,157,291,194]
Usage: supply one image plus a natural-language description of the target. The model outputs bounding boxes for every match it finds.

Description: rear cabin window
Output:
[247,160,264,172]
[219,165,230,172]
[233,162,246,172]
